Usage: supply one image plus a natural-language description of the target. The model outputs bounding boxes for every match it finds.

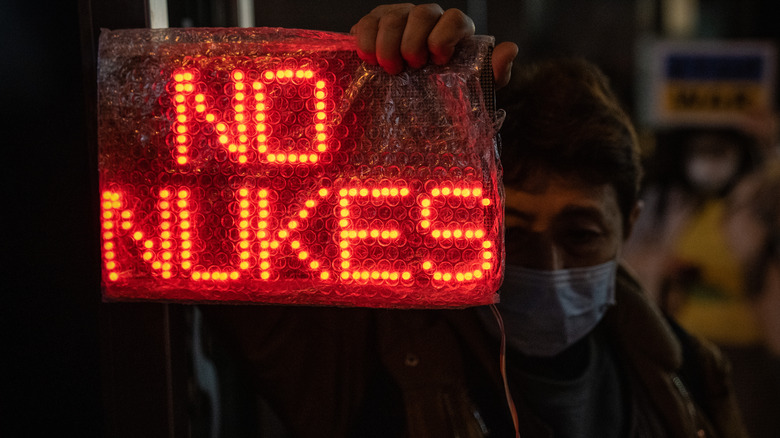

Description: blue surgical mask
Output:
[492,260,617,357]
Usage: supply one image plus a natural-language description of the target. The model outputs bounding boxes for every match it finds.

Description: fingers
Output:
[352,4,414,71]
[400,4,444,69]
[352,4,516,89]
[352,4,474,74]
[425,8,474,66]
[375,5,418,74]
[492,41,519,89]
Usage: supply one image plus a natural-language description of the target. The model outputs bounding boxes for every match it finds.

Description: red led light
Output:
[98,28,503,307]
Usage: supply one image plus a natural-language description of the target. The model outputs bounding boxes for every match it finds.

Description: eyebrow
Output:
[556,205,608,224]
[505,204,608,225]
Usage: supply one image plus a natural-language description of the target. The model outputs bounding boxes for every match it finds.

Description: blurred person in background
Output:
[624,125,762,329]
[722,158,780,438]
[623,116,777,437]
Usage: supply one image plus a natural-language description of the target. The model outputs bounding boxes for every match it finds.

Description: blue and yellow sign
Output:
[641,40,776,127]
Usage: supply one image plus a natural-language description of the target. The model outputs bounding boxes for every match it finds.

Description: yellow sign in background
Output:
[663,81,767,113]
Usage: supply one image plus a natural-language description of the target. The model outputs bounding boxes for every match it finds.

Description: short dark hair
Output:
[497,58,642,229]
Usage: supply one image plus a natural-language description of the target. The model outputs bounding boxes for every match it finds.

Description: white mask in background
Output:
[494,260,618,357]
[686,151,740,196]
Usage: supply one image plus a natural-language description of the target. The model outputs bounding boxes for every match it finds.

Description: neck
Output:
[512,333,592,381]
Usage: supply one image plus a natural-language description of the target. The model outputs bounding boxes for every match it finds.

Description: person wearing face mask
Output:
[685,132,744,197]
[675,130,762,337]
[480,62,746,437]
[623,124,768,435]
[623,129,764,338]
[624,127,762,305]
[199,4,747,437]
[624,126,762,315]
[721,159,780,438]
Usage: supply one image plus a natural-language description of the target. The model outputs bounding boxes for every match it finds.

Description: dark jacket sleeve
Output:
[199,305,376,437]
[610,264,749,438]
[669,316,749,438]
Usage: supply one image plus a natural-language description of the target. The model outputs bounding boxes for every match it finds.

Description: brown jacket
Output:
[604,265,748,438]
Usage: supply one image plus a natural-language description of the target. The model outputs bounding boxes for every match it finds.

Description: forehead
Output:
[504,173,622,230]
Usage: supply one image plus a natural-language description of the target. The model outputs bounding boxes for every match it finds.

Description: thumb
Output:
[492,41,518,89]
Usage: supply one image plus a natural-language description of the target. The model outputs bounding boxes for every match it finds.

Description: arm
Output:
[350,3,518,88]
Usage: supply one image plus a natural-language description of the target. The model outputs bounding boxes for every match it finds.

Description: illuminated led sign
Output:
[98,28,503,307]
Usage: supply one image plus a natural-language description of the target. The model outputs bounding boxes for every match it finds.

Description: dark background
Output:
[2,0,778,436]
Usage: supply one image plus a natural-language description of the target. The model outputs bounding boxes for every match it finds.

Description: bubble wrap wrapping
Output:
[98,27,503,308]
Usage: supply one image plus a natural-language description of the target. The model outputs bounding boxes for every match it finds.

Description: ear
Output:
[623,200,643,241]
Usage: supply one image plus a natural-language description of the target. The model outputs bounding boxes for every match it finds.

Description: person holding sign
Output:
[201,4,747,437]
